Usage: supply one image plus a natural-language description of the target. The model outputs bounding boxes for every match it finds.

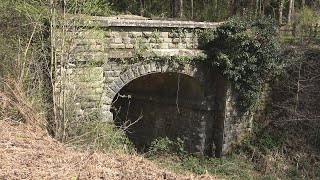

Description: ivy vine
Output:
[202,17,290,111]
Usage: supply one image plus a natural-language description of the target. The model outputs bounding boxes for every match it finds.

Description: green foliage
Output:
[149,137,173,153]
[67,0,112,16]
[129,53,207,65]
[242,125,287,154]
[295,7,320,42]
[297,7,316,27]
[203,17,290,111]
[179,155,256,178]
[148,149,258,179]
[148,137,186,156]
[171,28,188,39]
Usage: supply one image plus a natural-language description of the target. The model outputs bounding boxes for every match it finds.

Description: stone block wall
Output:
[220,83,272,155]
[53,16,269,157]
[54,17,220,123]
[222,87,254,154]
[103,27,200,58]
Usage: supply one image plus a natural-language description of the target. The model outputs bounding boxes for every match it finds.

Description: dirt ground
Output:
[0,120,216,180]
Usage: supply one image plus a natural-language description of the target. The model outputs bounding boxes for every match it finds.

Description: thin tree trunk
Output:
[262,0,266,15]
[278,0,284,25]
[50,0,58,139]
[288,0,294,25]
[294,61,302,119]
[149,0,152,16]
[179,0,183,18]
[259,0,262,15]
[301,0,305,8]
[139,0,144,16]
[214,0,218,18]
[191,0,194,19]
[171,0,176,17]
[171,0,183,18]
[231,0,237,15]
[255,0,259,16]
[61,0,67,142]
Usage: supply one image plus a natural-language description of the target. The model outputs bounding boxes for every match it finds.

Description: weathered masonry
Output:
[54,15,266,157]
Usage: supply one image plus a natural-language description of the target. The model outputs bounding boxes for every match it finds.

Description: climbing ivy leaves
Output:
[203,17,289,112]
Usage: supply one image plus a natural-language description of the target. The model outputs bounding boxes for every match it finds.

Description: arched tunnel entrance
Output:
[111,72,216,156]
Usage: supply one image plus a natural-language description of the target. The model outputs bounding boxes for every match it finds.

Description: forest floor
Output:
[0,120,216,180]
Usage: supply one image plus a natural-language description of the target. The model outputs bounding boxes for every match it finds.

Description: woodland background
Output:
[0,0,320,179]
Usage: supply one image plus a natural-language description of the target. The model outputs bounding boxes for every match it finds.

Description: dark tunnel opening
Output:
[111,72,215,156]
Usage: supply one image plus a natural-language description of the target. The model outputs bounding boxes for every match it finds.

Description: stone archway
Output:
[107,62,204,99]
[103,62,205,119]
[105,62,217,155]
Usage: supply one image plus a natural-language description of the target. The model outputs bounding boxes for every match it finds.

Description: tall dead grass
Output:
[0,79,44,128]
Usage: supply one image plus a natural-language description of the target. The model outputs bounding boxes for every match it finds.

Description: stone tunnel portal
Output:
[111,72,216,156]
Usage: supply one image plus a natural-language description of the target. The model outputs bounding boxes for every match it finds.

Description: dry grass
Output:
[0,120,217,180]
[0,79,42,127]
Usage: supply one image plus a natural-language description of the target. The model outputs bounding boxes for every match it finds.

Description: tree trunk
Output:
[262,0,266,15]
[214,0,218,18]
[231,0,237,15]
[171,0,176,17]
[139,0,144,16]
[191,0,194,19]
[301,0,305,8]
[255,0,259,16]
[259,0,262,15]
[50,0,58,141]
[288,0,294,25]
[171,0,183,18]
[278,0,284,25]
[148,0,152,16]
[179,0,183,18]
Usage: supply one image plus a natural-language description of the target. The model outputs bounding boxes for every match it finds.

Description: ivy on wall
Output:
[202,17,291,111]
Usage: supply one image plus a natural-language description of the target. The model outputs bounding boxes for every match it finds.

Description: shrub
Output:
[148,137,186,156]
[202,16,290,111]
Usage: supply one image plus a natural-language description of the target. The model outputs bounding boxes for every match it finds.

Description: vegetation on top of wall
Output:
[129,54,207,65]
[65,0,113,16]
[202,17,293,111]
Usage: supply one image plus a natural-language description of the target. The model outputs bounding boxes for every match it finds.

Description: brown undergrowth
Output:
[0,80,43,127]
[0,120,217,179]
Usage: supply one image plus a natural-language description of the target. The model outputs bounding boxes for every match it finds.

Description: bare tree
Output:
[255,0,259,16]
[139,0,144,16]
[179,0,183,18]
[272,49,320,123]
[278,0,285,25]
[214,0,218,18]
[171,0,183,18]
[50,0,58,139]
[191,0,194,19]
[288,0,294,25]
